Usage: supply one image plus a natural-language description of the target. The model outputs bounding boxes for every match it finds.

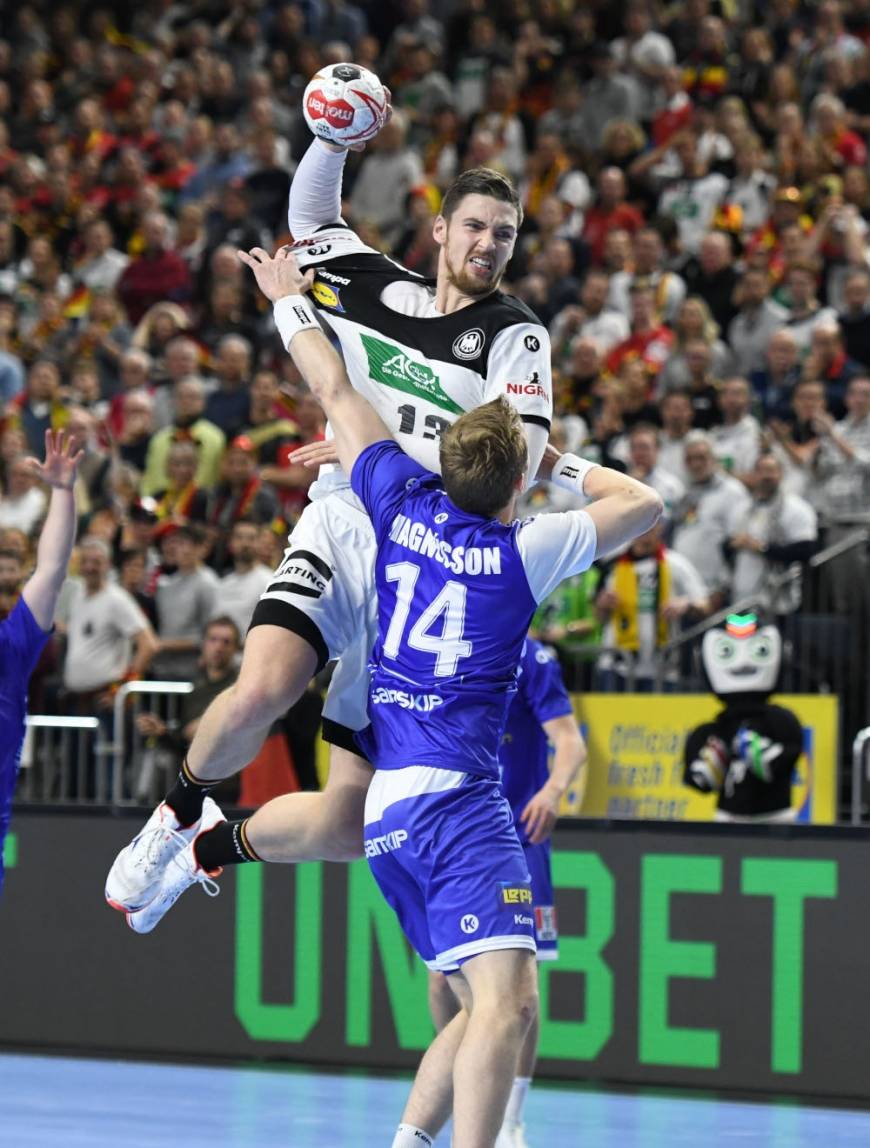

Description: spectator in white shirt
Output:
[348,110,424,246]
[0,454,47,535]
[626,423,686,521]
[75,220,129,293]
[710,377,763,485]
[782,261,837,352]
[609,227,687,324]
[727,267,788,377]
[657,389,695,486]
[214,518,273,640]
[153,524,218,680]
[550,270,629,355]
[728,453,817,614]
[611,2,676,119]
[61,537,158,700]
[672,431,752,604]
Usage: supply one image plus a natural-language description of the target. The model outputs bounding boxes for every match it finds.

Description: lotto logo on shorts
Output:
[498,883,533,908]
[535,905,558,942]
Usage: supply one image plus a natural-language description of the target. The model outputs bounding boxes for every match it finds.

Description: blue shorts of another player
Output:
[364,766,537,972]
[524,840,558,962]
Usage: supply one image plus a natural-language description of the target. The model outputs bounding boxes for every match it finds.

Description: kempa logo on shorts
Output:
[360,334,463,414]
[514,914,534,928]
[452,328,484,360]
[460,914,479,934]
[364,829,408,858]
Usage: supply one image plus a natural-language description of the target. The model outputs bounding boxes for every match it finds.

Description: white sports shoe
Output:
[105,798,221,913]
[496,1123,530,1148]
[125,801,226,934]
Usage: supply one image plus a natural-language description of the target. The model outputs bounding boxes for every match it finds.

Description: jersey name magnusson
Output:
[388,513,502,575]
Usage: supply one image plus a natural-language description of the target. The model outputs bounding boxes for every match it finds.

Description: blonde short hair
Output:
[439,397,528,517]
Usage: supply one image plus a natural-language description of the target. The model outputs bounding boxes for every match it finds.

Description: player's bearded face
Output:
[439,195,518,297]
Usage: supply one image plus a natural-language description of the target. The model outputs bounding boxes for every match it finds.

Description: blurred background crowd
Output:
[2,0,870,803]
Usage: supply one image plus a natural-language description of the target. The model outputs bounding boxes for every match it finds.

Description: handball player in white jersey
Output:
[106,86,595,922]
[131,244,660,1144]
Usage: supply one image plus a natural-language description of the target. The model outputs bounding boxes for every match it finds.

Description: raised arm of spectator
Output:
[240,247,391,474]
[21,430,83,631]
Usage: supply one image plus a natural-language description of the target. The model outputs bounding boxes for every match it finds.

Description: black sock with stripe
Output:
[165,758,216,828]
[194,819,262,871]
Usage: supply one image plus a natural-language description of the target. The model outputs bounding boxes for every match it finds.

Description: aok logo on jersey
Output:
[361,333,463,414]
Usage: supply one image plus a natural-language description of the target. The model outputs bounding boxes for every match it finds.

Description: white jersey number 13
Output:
[382,561,472,677]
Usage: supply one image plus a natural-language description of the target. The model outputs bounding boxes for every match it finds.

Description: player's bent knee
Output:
[232,624,321,727]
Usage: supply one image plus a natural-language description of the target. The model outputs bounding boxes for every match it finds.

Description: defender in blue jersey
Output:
[0,431,81,892]
[428,637,586,1147]
[147,248,661,1148]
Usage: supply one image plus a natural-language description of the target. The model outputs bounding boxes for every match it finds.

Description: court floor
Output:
[3,1053,870,1147]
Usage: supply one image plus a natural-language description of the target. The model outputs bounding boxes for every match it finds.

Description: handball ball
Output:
[303,63,387,147]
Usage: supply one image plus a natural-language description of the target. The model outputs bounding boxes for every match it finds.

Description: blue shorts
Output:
[364,767,537,972]
[524,840,558,962]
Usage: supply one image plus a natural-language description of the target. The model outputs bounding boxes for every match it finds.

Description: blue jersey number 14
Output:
[382,561,473,677]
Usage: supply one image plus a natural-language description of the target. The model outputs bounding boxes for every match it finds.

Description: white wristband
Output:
[274,295,319,350]
[550,452,600,499]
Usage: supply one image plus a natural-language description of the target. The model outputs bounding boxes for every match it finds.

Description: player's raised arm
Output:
[581,463,664,558]
[288,67,392,238]
[21,429,83,631]
[287,138,350,238]
[239,247,390,473]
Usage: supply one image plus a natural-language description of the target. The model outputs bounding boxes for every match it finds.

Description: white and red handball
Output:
[303,63,387,147]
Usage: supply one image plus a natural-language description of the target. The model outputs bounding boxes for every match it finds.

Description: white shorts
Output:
[252,487,378,748]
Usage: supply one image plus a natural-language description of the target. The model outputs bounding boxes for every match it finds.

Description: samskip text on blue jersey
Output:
[372,687,444,711]
[387,514,502,576]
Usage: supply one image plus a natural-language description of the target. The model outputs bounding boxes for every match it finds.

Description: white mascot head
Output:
[702,614,781,697]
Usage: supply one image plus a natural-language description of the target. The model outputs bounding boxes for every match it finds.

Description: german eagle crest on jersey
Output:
[452,328,485,360]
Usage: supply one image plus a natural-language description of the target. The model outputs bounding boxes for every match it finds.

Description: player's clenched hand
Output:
[237,247,315,303]
[287,439,340,468]
[520,783,562,845]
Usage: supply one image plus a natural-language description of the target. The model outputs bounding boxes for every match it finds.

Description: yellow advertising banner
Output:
[561,694,838,824]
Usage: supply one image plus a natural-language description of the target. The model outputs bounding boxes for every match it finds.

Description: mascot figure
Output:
[683,614,804,822]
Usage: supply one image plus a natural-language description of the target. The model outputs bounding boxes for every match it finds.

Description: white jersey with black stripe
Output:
[286,141,552,495]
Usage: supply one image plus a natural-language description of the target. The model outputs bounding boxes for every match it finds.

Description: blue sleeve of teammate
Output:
[518,641,574,727]
[351,440,433,541]
[0,598,50,684]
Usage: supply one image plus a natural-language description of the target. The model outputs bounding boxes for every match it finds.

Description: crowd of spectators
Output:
[2,0,870,787]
